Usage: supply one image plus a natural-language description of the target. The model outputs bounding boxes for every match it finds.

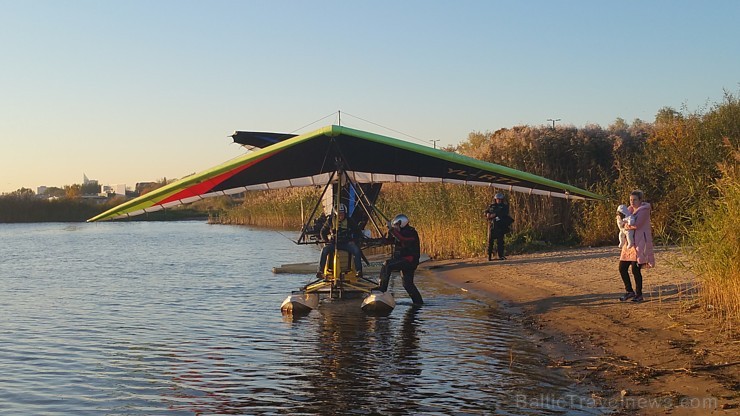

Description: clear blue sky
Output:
[1,0,738,194]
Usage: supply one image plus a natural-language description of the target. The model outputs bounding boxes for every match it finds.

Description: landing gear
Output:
[280,248,389,315]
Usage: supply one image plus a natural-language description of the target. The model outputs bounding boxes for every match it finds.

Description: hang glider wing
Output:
[230,131,297,150]
[87,125,604,222]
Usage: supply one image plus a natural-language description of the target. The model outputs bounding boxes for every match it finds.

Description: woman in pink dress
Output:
[618,190,655,302]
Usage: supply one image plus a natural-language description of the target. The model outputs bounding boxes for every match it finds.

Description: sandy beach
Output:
[422,246,739,415]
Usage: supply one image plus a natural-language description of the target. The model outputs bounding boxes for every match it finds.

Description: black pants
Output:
[379,258,423,305]
[619,261,643,296]
[487,229,505,259]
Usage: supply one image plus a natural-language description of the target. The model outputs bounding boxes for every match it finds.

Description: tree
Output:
[43,187,66,198]
[608,117,628,132]
[655,106,682,125]
[81,180,100,195]
[9,188,35,198]
[65,184,82,198]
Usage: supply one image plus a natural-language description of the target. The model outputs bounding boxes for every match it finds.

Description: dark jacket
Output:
[320,214,362,243]
[387,225,421,267]
[485,203,512,237]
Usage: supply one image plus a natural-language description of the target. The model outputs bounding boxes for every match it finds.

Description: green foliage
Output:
[7,187,36,198]
[64,184,82,198]
[573,181,619,247]
[505,227,552,253]
[686,147,740,324]
[213,187,322,228]
[375,183,491,258]
[41,187,66,198]
[0,195,108,222]
[81,180,101,195]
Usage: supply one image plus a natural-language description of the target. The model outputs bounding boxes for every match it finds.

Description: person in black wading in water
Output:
[484,193,512,261]
[377,213,423,305]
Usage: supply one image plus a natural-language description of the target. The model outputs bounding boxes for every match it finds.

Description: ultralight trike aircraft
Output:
[88,125,603,314]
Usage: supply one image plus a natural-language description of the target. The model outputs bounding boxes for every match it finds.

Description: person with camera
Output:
[377,213,423,305]
[484,193,512,261]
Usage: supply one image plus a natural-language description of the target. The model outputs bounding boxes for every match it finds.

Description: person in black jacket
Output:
[377,213,423,305]
[484,193,512,261]
[317,203,364,278]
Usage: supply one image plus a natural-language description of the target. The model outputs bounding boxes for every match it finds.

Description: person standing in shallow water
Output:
[377,213,423,305]
[618,190,655,303]
[484,193,512,261]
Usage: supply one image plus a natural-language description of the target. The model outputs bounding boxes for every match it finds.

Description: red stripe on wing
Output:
[157,153,273,205]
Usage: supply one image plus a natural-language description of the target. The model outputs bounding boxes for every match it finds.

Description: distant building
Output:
[101,184,127,196]
[100,185,114,196]
[37,186,48,195]
[113,184,127,196]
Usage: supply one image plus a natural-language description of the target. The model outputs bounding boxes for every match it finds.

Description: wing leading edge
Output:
[87,125,604,222]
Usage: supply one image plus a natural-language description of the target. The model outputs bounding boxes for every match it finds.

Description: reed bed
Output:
[217,183,587,259]
[212,187,321,229]
[686,154,740,327]
[374,183,490,258]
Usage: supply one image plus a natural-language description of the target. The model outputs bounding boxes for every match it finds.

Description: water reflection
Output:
[0,222,604,415]
[292,301,425,415]
[395,305,422,374]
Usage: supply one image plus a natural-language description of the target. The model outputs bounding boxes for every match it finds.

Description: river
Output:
[0,221,605,415]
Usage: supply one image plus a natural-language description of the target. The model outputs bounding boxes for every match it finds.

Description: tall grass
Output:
[213,187,321,228]
[686,146,740,326]
[219,183,587,259]
[375,183,490,258]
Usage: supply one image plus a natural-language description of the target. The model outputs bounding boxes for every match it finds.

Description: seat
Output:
[327,249,354,274]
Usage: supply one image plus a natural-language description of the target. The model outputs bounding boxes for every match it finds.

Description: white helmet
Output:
[335,203,347,214]
[494,193,505,200]
[391,214,409,228]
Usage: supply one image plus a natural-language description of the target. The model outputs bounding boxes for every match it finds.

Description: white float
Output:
[361,290,396,314]
[281,293,319,315]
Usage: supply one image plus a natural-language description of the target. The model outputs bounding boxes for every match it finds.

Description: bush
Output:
[687,145,740,326]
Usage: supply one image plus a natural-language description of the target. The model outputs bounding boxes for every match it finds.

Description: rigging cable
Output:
[290,110,436,149]
[340,111,433,147]
[290,111,338,134]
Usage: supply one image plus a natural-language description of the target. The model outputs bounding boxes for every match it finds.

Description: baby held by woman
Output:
[616,204,635,249]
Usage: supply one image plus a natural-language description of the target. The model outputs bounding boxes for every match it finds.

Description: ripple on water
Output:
[0,222,604,415]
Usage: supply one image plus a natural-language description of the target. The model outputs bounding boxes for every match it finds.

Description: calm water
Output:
[0,222,605,415]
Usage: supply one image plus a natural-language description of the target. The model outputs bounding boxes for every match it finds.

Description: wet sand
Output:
[422,246,739,415]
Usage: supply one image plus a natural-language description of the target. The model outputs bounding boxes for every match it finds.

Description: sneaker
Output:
[619,292,636,301]
[632,295,644,302]
[498,256,506,260]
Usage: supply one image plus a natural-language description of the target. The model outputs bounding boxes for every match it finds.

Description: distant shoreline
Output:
[0,196,214,223]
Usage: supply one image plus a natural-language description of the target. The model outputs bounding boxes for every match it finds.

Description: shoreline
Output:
[421,246,739,415]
